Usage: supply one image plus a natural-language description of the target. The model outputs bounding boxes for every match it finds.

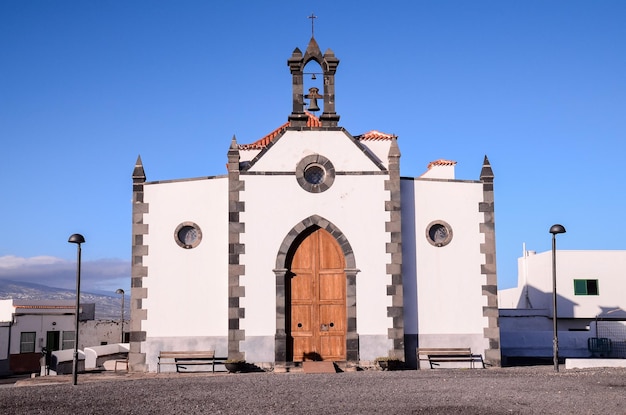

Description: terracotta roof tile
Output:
[238,121,289,150]
[427,159,457,169]
[238,116,395,150]
[354,130,397,141]
[239,113,322,150]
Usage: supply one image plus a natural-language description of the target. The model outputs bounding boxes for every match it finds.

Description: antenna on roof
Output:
[308,13,317,37]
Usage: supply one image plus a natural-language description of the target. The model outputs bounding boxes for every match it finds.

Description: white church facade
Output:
[128,36,501,371]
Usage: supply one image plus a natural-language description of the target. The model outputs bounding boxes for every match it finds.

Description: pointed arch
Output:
[275,215,356,270]
[274,215,359,364]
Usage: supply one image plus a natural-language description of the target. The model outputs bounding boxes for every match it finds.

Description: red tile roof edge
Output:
[354,130,397,141]
[238,113,321,150]
[238,116,395,150]
[427,159,457,169]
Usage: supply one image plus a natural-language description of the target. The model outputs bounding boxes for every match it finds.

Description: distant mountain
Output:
[0,280,126,320]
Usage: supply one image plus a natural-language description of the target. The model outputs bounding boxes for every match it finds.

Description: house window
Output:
[574,279,599,296]
[62,331,75,350]
[20,332,36,353]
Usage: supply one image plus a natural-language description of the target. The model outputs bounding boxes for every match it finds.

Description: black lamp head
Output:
[549,224,566,235]
[68,234,85,244]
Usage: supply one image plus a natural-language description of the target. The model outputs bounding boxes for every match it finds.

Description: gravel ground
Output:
[1,366,625,414]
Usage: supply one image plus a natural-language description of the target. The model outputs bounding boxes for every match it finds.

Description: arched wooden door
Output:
[288,227,346,361]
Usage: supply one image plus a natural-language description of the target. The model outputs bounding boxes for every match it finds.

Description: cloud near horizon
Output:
[0,255,130,293]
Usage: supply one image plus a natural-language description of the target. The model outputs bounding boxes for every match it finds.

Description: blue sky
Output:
[1,1,624,294]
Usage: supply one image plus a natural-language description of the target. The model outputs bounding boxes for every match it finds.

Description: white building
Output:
[128,36,501,372]
[499,250,626,363]
[0,299,94,375]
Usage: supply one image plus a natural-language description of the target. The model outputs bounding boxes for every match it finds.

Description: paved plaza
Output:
[1,366,625,414]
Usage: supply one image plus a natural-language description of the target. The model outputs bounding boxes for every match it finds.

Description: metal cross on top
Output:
[308,13,317,37]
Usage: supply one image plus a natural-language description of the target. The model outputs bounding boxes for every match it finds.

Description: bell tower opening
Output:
[287,18,340,127]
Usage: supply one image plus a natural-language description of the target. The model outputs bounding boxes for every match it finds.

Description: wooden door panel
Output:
[318,231,344,269]
[320,336,345,359]
[292,233,314,269]
[291,305,312,332]
[319,304,345,332]
[319,272,345,301]
[291,272,313,301]
[289,228,346,362]
[291,304,314,361]
[292,336,314,361]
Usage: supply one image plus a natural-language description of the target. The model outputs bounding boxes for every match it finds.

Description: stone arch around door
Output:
[274,215,359,364]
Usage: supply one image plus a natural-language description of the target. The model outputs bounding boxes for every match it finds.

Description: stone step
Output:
[302,361,337,373]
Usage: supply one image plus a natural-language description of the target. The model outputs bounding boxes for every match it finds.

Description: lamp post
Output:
[115,288,125,343]
[68,233,85,385]
[549,224,566,372]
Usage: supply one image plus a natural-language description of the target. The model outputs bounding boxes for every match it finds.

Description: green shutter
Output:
[574,279,587,295]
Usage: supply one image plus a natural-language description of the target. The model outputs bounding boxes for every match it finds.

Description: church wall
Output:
[141,178,229,370]
[128,32,503,369]
[402,178,489,354]
[247,130,381,172]
[239,171,392,362]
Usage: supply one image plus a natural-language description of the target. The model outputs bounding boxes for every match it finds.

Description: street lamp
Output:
[68,233,85,385]
[115,288,125,343]
[549,224,566,372]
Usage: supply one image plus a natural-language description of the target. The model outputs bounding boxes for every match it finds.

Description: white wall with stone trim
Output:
[402,177,489,353]
[142,178,229,338]
[239,129,394,361]
[136,132,497,368]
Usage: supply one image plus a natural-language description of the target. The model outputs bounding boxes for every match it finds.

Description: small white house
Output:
[0,299,97,375]
[498,250,626,364]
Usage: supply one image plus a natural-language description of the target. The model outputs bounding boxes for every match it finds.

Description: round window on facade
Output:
[426,220,453,247]
[304,164,326,185]
[296,154,335,193]
[174,222,202,249]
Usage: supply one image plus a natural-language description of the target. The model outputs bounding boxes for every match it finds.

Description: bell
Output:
[305,87,322,113]
[307,99,320,112]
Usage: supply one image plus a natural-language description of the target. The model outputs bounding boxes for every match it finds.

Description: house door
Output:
[289,227,346,361]
[46,331,60,351]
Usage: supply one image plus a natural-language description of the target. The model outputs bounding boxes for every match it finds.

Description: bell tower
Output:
[287,22,340,127]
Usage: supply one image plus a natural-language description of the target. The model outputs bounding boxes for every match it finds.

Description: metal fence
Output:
[596,321,626,358]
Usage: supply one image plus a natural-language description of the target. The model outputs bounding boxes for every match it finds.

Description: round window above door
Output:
[296,154,335,193]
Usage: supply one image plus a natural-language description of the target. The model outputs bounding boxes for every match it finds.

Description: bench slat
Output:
[157,351,218,373]
[160,351,215,357]
[417,348,484,369]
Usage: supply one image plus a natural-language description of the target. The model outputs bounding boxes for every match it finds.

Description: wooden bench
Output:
[417,348,485,369]
[157,351,221,373]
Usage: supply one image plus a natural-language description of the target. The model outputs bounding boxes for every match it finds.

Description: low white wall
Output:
[84,343,129,369]
[566,358,626,369]
[49,349,85,375]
